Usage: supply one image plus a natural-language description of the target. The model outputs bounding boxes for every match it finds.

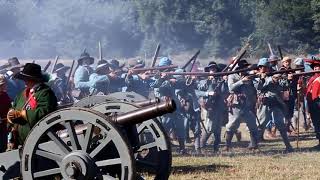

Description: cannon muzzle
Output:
[111,99,176,125]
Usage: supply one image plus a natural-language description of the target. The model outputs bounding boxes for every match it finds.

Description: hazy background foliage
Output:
[0,0,319,59]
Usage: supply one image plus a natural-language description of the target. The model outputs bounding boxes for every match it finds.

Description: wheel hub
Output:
[61,151,95,180]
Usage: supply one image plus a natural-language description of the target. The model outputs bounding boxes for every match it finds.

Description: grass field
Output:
[166,124,320,180]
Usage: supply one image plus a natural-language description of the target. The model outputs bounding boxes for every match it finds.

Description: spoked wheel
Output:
[73,95,116,108]
[92,102,172,180]
[21,108,135,180]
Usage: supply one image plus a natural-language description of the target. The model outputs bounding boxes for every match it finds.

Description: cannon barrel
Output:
[57,99,176,138]
[111,99,176,125]
[134,98,160,107]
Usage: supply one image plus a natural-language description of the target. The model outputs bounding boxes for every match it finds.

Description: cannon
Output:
[0,99,176,180]
[73,92,172,179]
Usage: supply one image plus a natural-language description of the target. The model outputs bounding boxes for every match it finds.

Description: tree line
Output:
[0,0,319,59]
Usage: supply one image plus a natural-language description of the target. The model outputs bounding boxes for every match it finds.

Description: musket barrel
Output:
[132,65,178,73]
[156,66,255,77]
[112,99,176,125]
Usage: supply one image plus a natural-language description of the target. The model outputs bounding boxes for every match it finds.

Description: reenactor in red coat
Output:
[306,59,320,148]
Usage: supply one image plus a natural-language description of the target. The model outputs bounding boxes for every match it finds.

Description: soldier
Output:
[306,59,320,148]
[5,57,25,100]
[197,61,227,152]
[89,60,110,95]
[153,67,188,154]
[0,75,11,152]
[292,58,311,131]
[225,60,259,151]
[6,63,58,146]
[74,52,94,99]
[255,58,293,152]
[108,59,126,93]
[49,63,72,104]
[125,59,154,98]
[279,57,298,134]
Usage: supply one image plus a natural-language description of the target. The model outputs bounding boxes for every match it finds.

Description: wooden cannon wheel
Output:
[92,101,172,180]
[21,108,135,180]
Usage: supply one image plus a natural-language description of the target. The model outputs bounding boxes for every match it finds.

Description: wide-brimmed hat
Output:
[14,63,44,81]
[158,57,172,67]
[282,56,292,62]
[0,74,6,86]
[53,63,70,73]
[108,59,125,70]
[128,59,145,69]
[258,58,270,67]
[95,60,109,72]
[204,61,219,72]
[78,52,94,65]
[269,55,280,62]
[7,57,24,70]
[236,59,251,70]
[294,58,304,67]
[305,59,320,69]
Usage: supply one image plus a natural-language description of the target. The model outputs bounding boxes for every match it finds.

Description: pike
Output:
[43,61,52,72]
[278,45,283,60]
[181,50,200,70]
[267,42,274,56]
[50,55,59,73]
[98,41,103,60]
[151,43,161,67]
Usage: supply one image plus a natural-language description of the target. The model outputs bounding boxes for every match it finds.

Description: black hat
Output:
[236,59,250,70]
[53,63,70,73]
[14,63,44,81]
[108,59,125,70]
[204,61,219,72]
[78,52,94,65]
[8,57,24,70]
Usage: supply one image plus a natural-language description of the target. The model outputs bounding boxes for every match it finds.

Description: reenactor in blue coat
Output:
[197,61,228,152]
[89,60,110,95]
[225,60,259,151]
[255,58,293,152]
[49,63,72,104]
[74,52,94,99]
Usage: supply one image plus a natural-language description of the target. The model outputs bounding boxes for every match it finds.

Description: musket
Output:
[246,67,305,79]
[267,42,274,56]
[181,50,200,70]
[154,66,255,77]
[225,35,251,72]
[43,61,52,72]
[151,43,161,67]
[98,41,102,60]
[66,60,75,89]
[50,55,59,73]
[269,67,304,76]
[278,45,283,60]
[292,70,320,76]
[131,65,178,73]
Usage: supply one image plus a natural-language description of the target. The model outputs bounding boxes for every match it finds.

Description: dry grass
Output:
[165,125,320,180]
